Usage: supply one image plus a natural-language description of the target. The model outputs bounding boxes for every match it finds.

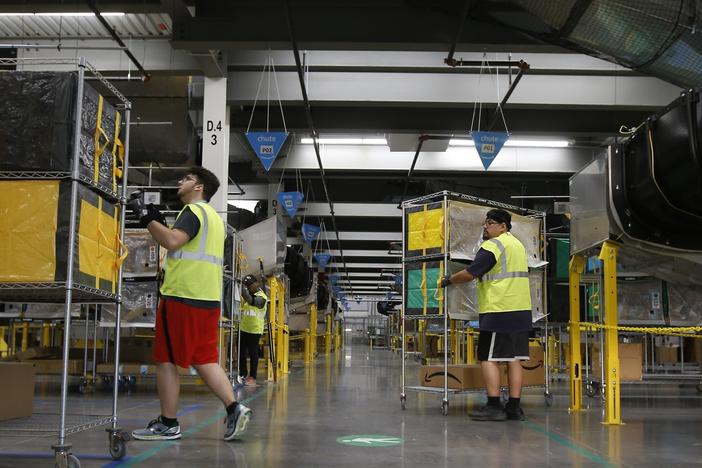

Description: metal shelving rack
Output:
[0,57,131,468]
[400,191,550,415]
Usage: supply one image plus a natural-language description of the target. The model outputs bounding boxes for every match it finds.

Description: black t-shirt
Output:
[465,247,532,332]
[162,207,220,309]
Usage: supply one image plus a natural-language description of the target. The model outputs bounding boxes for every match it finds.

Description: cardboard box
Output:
[0,362,36,421]
[592,343,643,381]
[655,346,679,364]
[31,359,83,375]
[420,345,545,390]
[119,337,155,364]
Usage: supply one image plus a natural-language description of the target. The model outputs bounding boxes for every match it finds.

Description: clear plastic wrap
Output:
[102,281,158,324]
[123,229,159,277]
[448,201,545,268]
[617,279,664,323]
[667,282,702,326]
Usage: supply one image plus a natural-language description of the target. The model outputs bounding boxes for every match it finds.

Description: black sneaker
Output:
[505,407,526,421]
[469,405,507,421]
[224,403,252,441]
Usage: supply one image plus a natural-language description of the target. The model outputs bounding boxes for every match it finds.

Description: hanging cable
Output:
[284,0,352,293]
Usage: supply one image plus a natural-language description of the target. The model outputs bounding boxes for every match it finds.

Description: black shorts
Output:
[477,330,530,362]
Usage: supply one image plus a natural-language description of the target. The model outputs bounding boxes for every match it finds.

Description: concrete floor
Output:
[1,343,701,467]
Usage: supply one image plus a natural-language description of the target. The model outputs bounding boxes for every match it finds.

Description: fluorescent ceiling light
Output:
[227,200,259,211]
[450,139,569,148]
[0,12,125,17]
[301,137,387,145]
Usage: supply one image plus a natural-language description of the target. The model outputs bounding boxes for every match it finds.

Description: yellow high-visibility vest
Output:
[476,232,531,314]
[160,202,225,302]
[240,290,268,334]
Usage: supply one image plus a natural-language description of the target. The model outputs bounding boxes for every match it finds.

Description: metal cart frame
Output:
[0,57,132,468]
[400,191,551,414]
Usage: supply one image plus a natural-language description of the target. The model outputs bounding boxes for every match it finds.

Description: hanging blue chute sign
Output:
[471,131,509,170]
[245,131,288,172]
[277,191,304,218]
[301,223,321,244]
[314,252,332,269]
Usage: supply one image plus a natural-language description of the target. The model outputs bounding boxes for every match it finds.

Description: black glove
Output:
[439,275,452,288]
[127,191,166,227]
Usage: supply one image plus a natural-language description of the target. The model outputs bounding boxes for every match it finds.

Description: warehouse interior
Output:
[1,1,701,467]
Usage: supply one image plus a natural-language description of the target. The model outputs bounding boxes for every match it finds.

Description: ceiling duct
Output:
[478,0,702,89]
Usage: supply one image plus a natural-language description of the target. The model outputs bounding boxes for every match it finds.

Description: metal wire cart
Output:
[400,191,551,415]
[0,57,131,467]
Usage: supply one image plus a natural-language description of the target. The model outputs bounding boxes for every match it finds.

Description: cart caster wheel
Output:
[400,396,406,410]
[585,383,596,398]
[441,401,449,416]
[544,392,553,407]
[109,436,127,460]
[57,453,81,468]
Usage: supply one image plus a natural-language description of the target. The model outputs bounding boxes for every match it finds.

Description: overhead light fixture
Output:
[300,137,387,145]
[227,200,260,211]
[0,12,125,17]
[449,139,570,148]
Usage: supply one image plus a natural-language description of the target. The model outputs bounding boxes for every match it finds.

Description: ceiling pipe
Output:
[86,0,151,81]
[284,0,353,292]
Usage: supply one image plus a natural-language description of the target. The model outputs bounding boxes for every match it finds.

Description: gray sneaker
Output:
[224,403,252,441]
[132,417,182,441]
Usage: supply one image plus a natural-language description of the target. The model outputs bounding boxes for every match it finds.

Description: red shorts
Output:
[153,298,220,367]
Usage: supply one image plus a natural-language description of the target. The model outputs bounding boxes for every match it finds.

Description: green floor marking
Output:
[521,420,618,467]
[337,435,403,447]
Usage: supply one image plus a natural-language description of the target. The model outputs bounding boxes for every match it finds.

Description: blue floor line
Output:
[102,372,295,468]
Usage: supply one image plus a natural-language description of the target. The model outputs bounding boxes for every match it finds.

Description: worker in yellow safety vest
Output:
[237,274,269,387]
[128,166,252,442]
[440,208,532,422]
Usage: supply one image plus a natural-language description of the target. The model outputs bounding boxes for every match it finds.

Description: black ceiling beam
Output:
[284,0,352,291]
[87,0,151,81]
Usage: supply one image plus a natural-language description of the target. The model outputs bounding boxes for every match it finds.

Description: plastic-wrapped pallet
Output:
[0,71,124,198]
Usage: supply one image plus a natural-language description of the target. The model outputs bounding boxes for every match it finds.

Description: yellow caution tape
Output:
[572,321,702,338]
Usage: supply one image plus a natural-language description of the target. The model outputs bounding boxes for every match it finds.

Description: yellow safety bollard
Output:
[304,328,311,364]
[569,254,585,412]
[599,241,622,425]
[21,323,29,352]
[466,330,476,365]
[325,315,332,356]
[309,305,317,359]
[42,323,51,347]
[283,324,289,374]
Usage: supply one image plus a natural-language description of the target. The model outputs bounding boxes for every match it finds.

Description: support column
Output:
[276,279,286,376]
[599,241,621,425]
[569,254,585,412]
[202,77,230,222]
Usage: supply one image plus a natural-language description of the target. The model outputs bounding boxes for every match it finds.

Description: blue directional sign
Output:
[302,223,321,244]
[245,131,288,172]
[471,131,509,170]
[277,191,304,218]
[314,252,332,269]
